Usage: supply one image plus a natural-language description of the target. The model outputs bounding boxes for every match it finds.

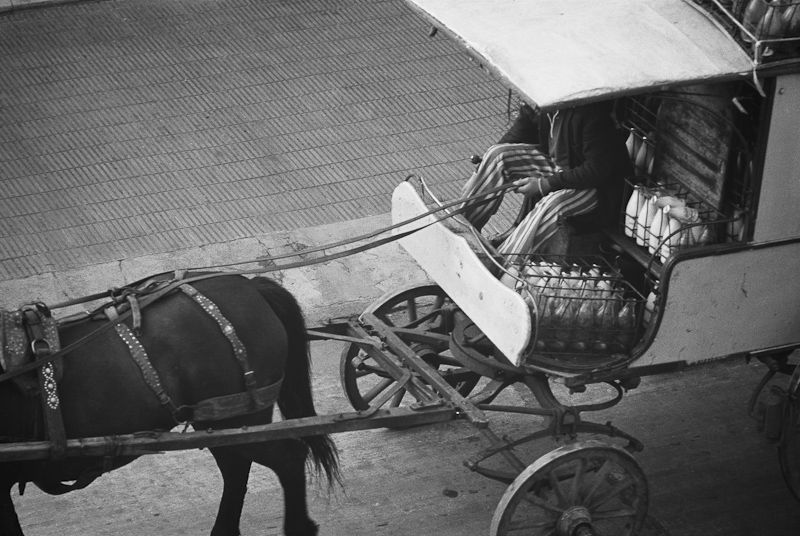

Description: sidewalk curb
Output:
[0,0,90,12]
[0,214,430,326]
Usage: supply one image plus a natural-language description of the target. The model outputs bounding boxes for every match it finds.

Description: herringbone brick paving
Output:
[0,0,510,280]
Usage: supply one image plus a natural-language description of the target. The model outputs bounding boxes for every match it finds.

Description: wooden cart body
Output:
[396,0,800,373]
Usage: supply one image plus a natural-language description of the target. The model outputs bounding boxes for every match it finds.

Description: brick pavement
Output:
[0,0,511,282]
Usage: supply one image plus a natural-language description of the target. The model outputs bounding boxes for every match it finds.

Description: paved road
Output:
[0,0,510,284]
[11,342,800,536]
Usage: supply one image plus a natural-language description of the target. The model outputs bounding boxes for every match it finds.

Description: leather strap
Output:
[126,295,142,335]
[113,317,281,423]
[192,379,283,421]
[180,284,270,410]
[114,323,182,418]
[45,181,514,309]
[0,278,190,384]
[23,306,67,461]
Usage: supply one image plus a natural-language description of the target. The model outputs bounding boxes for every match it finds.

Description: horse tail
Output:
[250,276,340,487]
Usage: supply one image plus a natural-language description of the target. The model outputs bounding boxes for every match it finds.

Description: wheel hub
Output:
[557,505,594,536]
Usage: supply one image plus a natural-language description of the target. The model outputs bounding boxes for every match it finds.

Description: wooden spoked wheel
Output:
[490,440,648,536]
[340,284,480,411]
[778,364,800,502]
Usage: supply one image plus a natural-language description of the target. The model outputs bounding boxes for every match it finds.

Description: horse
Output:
[0,274,339,536]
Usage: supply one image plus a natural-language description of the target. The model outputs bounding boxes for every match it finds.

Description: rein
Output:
[0,180,515,386]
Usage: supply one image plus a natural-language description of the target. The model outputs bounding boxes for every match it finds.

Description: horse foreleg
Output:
[209,448,252,536]
[232,440,318,536]
[1,481,25,536]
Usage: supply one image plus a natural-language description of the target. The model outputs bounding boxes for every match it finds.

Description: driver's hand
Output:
[513,175,545,198]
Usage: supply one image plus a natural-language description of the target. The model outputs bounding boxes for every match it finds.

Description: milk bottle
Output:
[624,185,646,238]
[659,206,679,261]
[635,195,658,247]
[647,203,665,255]
[634,139,651,177]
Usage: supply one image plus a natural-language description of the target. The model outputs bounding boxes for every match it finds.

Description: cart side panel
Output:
[629,239,800,367]
[753,73,800,243]
[391,182,531,366]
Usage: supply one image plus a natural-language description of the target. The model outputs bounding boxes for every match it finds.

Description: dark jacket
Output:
[498,101,633,227]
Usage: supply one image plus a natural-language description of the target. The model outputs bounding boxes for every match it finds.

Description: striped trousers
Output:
[460,144,599,261]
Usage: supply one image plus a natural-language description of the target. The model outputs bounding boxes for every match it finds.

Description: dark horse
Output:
[0,274,339,536]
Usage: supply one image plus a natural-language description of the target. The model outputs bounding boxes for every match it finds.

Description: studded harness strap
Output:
[106,283,281,424]
[106,305,183,418]
[179,285,260,402]
[20,305,66,460]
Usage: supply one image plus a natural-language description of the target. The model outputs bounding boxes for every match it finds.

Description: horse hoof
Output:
[285,520,319,536]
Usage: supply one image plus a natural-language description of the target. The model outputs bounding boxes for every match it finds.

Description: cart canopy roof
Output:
[406,0,755,110]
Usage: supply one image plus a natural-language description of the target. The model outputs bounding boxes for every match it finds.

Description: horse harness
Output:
[0,275,283,462]
[1,304,67,459]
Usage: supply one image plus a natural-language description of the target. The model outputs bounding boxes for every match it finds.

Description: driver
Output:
[459,100,633,264]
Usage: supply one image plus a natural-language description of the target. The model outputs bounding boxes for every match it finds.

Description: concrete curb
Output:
[0,0,89,12]
[0,214,430,326]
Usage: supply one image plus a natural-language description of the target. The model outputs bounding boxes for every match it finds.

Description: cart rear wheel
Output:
[340,284,480,411]
[490,440,648,536]
[778,364,800,502]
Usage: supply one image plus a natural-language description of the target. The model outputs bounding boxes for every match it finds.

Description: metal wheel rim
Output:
[490,440,649,536]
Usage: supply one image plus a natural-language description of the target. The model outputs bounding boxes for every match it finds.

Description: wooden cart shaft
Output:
[0,405,458,462]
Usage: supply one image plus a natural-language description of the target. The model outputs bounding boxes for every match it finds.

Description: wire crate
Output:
[693,0,800,63]
[620,177,727,265]
[502,255,647,357]
[618,84,760,252]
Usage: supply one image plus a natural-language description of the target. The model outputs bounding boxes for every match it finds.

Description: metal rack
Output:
[618,83,761,262]
[502,255,647,359]
[611,83,763,330]
[693,0,800,65]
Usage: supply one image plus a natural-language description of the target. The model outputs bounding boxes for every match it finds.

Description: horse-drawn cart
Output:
[3,1,800,535]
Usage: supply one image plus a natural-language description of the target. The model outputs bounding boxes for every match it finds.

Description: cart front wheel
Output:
[490,440,648,536]
[340,284,479,411]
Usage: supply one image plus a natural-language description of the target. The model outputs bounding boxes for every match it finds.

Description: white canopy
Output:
[406,0,755,109]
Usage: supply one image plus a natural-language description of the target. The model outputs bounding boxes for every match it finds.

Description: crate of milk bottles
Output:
[502,256,646,356]
[623,179,720,263]
[698,0,800,58]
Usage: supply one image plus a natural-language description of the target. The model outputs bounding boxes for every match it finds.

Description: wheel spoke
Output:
[361,377,395,404]
[492,444,647,536]
[587,477,637,510]
[591,507,639,520]
[406,310,444,330]
[342,286,455,417]
[353,363,391,379]
[548,468,568,509]
[581,459,613,505]
[415,295,446,330]
[570,457,588,504]
[520,491,564,515]
[506,516,558,534]
[405,298,418,324]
